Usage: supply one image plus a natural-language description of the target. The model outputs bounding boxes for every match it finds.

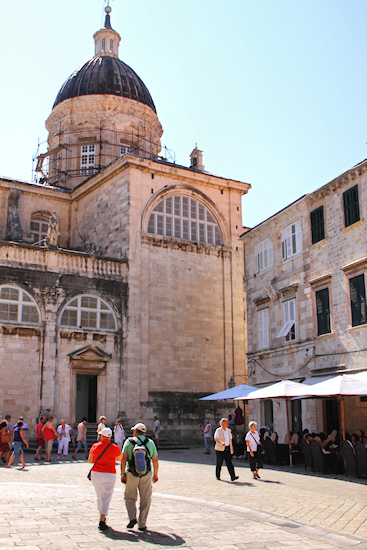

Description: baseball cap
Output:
[100,427,112,438]
[131,423,146,433]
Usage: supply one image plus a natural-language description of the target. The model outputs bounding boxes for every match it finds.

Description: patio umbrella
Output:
[199,383,258,401]
[300,373,367,441]
[238,380,308,466]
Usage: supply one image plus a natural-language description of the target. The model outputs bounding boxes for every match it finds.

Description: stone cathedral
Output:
[0,8,250,440]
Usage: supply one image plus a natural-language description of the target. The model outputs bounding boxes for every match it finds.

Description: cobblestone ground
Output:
[0,446,367,549]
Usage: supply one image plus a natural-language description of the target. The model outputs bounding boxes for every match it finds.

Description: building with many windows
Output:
[241,161,367,440]
[0,8,250,439]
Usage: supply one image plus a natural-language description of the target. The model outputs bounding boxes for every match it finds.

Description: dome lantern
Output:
[93,6,121,58]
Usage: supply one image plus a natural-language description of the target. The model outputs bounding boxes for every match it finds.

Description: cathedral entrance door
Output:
[76,374,97,422]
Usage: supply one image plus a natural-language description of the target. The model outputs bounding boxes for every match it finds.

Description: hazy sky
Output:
[1,0,367,227]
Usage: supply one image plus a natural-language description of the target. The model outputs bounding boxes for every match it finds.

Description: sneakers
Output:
[98,520,108,531]
[138,526,147,531]
[126,519,137,529]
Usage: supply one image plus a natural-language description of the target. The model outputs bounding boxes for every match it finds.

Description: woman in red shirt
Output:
[42,416,60,462]
[88,427,122,531]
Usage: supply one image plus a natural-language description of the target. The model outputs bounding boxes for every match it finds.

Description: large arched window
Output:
[147,195,222,245]
[0,285,40,324]
[60,295,117,331]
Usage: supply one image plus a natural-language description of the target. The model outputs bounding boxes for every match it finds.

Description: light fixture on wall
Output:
[228,376,235,389]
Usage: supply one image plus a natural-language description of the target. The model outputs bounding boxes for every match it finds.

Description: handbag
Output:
[87,442,112,480]
[1,430,11,444]
[250,432,264,454]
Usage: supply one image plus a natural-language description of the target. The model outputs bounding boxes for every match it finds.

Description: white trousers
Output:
[58,438,69,456]
[91,471,116,515]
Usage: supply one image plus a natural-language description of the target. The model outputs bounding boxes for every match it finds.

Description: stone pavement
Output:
[1,446,367,549]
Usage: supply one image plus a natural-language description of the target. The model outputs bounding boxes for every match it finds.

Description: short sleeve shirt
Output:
[90,440,121,473]
[122,436,157,474]
[246,430,260,452]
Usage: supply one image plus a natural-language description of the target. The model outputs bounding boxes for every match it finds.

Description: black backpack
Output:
[128,437,151,477]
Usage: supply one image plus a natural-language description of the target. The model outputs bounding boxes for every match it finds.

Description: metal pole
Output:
[285,397,293,466]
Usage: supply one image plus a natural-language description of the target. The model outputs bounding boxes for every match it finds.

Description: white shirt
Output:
[203,423,212,438]
[114,424,125,442]
[215,427,230,446]
[153,419,161,435]
[246,430,260,452]
[57,424,71,440]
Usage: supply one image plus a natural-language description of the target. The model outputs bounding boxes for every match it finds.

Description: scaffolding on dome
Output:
[32,126,175,188]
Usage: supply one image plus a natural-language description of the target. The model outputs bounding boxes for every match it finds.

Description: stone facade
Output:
[241,160,367,440]
[0,9,251,442]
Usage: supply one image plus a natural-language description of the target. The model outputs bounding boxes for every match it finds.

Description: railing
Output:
[0,242,127,279]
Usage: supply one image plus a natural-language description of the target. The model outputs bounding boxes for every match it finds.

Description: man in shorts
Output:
[72,418,88,459]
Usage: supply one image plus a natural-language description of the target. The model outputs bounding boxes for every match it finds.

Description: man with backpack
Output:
[120,422,158,531]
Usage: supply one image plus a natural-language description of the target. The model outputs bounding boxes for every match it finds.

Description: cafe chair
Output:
[300,437,313,471]
[342,440,357,477]
[354,441,367,478]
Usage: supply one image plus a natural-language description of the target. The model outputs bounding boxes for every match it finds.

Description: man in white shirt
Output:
[214,418,238,482]
[201,419,212,454]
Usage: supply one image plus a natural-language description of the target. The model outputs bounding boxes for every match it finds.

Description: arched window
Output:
[30,213,50,246]
[0,285,40,324]
[101,38,106,52]
[147,195,222,245]
[110,39,114,53]
[60,295,117,331]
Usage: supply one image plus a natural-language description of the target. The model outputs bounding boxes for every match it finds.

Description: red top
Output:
[90,440,121,473]
[36,422,44,439]
[43,425,55,440]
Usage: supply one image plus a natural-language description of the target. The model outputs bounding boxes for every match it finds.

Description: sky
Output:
[1,0,367,228]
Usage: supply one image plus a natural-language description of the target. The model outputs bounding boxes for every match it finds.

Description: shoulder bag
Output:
[250,432,264,454]
[87,442,112,480]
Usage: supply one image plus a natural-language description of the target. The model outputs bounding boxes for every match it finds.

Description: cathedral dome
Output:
[53,56,156,113]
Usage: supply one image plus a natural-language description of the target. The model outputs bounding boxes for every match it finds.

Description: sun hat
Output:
[100,427,112,438]
[131,423,146,433]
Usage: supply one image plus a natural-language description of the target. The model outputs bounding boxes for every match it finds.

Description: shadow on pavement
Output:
[104,527,185,546]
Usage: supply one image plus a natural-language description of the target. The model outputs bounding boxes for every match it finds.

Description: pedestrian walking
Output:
[214,418,239,482]
[114,418,126,451]
[42,415,60,462]
[7,421,28,469]
[34,416,45,461]
[97,416,107,441]
[121,422,159,531]
[152,416,161,448]
[57,420,72,459]
[0,419,11,464]
[245,421,264,479]
[72,418,88,459]
[200,419,212,454]
[88,427,122,531]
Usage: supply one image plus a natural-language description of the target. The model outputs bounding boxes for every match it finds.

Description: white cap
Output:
[100,427,112,438]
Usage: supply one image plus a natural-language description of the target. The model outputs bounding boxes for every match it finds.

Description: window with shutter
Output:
[310,206,325,244]
[254,239,273,274]
[349,274,367,327]
[258,308,269,349]
[281,222,302,261]
[343,185,360,228]
[316,288,331,335]
[276,299,296,340]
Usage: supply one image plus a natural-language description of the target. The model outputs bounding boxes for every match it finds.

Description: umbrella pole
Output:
[286,398,292,467]
[340,397,346,443]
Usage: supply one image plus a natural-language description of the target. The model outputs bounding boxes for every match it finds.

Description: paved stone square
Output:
[1,446,367,549]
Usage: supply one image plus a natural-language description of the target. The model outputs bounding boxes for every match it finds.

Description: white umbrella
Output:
[199,383,258,401]
[239,379,307,400]
[239,380,309,466]
[300,373,367,440]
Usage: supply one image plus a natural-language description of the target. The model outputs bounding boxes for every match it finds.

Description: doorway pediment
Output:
[68,345,111,374]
